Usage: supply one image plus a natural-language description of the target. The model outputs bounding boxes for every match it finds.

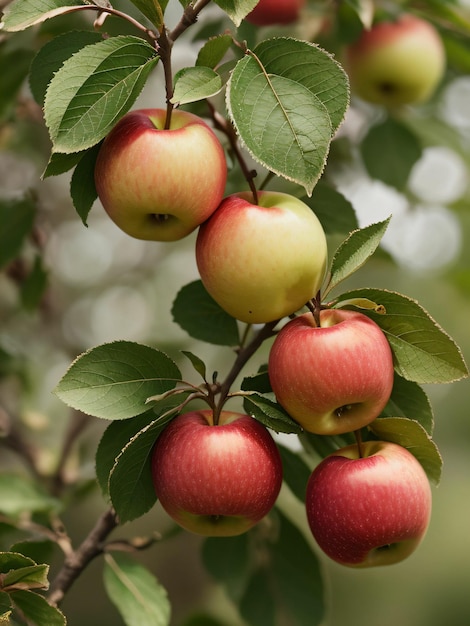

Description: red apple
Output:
[268,308,394,435]
[94,108,227,241]
[306,441,432,567]
[246,0,306,26]
[151,410,282,536]
[345,14,446,107]
[196,190,328,324]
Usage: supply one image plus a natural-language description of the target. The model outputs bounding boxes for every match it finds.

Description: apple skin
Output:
[268,308,394,435]
[151,410,283,536]
[345,14,445,107]
[246,0,306,26]
[196,190,328,324]
[306,441,432,567]
[94,108,227,241]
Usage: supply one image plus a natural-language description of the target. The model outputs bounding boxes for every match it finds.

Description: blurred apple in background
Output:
[306,441,432,567]
[268,309,394,434]
[151,410,282,536]
[345,14,445,107]
[196,190,328,324]
[94,108,227,241]
[246,0,306,26]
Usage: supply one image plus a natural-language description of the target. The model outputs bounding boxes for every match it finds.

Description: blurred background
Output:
[1,1,470,625]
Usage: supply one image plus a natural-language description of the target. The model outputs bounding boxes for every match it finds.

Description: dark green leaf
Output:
[202,534,250,602]
[304,181,359,235]
[381,374,434,435]
[369,417,442,484]
[20,255,48,311]
[10,590,66,626]
[213,0,258,26]
[2,564,49,592]
[0,591,11,619]
[103,553,170,626]
[108,414,174,523]
[172,280,239,346]
[241,370,272,394]
[0,553,36,575]
[44,36,159,153]
[240,568,275,626]
[42,150,86,178]
[29,30,104,106]
[278,445,311,503]
[181,351,207,381]
[243,393,302,434]
[0,48,34,118]
[361,117,423,190]
[54,341,182,420]
[128,0,166,28]
[336,288,469,384]
[70,142,101,225]
[0,197,36,268]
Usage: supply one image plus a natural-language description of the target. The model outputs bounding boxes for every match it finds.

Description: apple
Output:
[268,308,394,435]
[151,410,283,536]
[246,0,306,26]
[94,108,227,241]
[195,190,328,324]
[306,441,432,567]
[345,14,446,107]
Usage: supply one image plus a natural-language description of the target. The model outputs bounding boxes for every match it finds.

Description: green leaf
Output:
[42,150,86,178]
[20,255,48,311]
[29,30,104,106]
[381,374,434,435]
[181,351,207,381]
[241,369,272,394]
[128,0,166,29]
[0,553,36,574]
[270,512,325,626]
[171,280,239,346]
[361,117,423,190]
[196,34,232,68]
[0,591,11,619]
[213,0,259,26]
[278,445,311,503]
[252,38,349,135]
[10,590,65,626]
[96,412,157,498]
[240,568,275,626]
[108,415,174,523]
[2,565,49,593]
[0,197,36,268]
[171,66,223,105]
[336,288,469,384]
[227,52,332,195]
[2,0,86,32]
[202,534,250,602]
[54,341,182,420]
[243,393,302,434]
[304,182,358,235]
[70,143,101,225]
[44,36,159,153]
[324,218,390,296]
[369,417,442,484]
[103,553,170,626]
[0,48,34,118]
[0,476,60,517]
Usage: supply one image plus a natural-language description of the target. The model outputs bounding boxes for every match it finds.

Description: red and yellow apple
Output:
[196,191,328,324]
[246,0,306,26]
[345,14,445,107]
[151,410,282,536]
[268,308,394,434]
[94,108,227,241]
[306,441,432,567]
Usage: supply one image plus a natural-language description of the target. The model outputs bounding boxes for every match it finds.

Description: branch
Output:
[48,507,118,607]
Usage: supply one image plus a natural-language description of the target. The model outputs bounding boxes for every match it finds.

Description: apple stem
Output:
[354,429,365,459]
[306,291,323,327]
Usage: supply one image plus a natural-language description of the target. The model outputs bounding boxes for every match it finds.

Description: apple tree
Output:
[0,0,469,625]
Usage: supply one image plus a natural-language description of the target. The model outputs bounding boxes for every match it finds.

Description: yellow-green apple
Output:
[306,441,432,567]
[268,308,394,434]
[151,410,282,536]
[345,14,445,108]
[196,191,328,324]
[94,108,227,241]
[246,0,306,26]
